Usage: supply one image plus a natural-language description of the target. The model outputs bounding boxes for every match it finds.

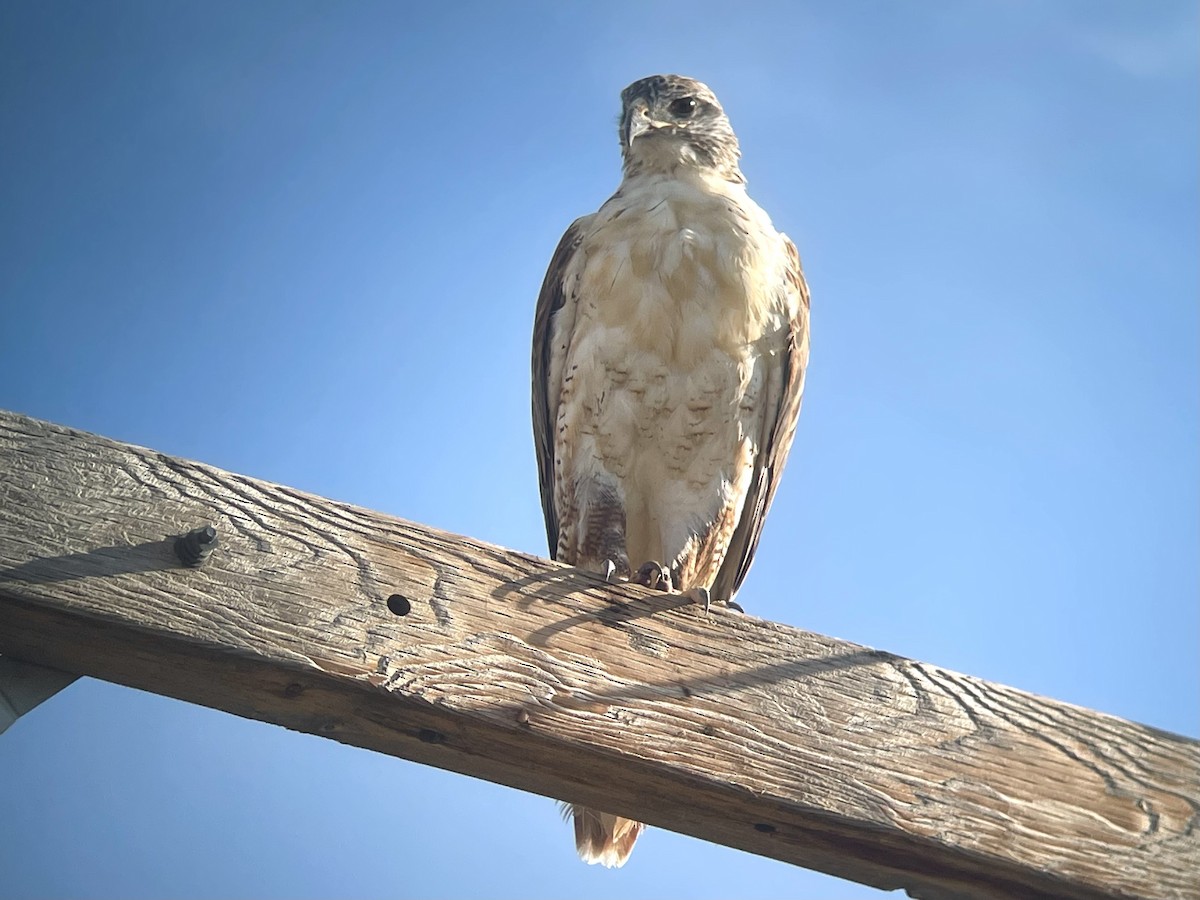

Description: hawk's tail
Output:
[561,803,644,867]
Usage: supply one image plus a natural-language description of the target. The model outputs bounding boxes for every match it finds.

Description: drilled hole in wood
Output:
[387,594,412,616]
[754,823,776,834]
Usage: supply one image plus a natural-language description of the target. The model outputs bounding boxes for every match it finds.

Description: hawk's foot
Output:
[633,561,673,592]
[682,586,711,614]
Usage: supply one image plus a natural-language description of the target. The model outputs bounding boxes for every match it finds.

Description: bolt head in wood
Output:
[175,525,218,567]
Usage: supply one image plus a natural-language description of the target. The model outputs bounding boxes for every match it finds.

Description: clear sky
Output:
[1,2,1196,898]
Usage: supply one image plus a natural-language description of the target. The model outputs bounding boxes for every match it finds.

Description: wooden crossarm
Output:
[1,410,1195,900]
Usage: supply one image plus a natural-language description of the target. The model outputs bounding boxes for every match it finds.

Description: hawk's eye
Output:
[668,96,698,119]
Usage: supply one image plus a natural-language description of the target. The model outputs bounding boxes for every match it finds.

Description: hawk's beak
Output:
[626,105,652,148]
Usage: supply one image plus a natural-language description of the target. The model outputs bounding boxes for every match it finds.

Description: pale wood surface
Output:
[0,410,1195,900]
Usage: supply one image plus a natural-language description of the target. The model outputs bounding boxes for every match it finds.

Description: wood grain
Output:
[0,409,1195,899]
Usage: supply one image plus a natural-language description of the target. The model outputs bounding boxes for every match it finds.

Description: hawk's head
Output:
[618,75,742,182]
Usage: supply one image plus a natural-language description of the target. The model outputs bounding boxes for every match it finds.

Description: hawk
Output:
[531,74,810,867]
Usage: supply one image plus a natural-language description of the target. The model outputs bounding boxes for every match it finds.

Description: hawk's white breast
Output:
[553,172,794,571]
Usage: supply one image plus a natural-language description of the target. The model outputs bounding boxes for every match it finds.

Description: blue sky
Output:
[1,2,1196,898]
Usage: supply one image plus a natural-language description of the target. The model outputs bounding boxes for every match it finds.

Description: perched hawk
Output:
[531,74,810,867]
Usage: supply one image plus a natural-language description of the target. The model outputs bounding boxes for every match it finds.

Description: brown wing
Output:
[710,236,810,603]
[531,215,594,557]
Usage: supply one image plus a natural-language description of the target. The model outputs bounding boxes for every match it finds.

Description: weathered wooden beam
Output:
[0,409,1195,900]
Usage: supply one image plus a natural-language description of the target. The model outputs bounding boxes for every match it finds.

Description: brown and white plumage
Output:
[531,74,809,867]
